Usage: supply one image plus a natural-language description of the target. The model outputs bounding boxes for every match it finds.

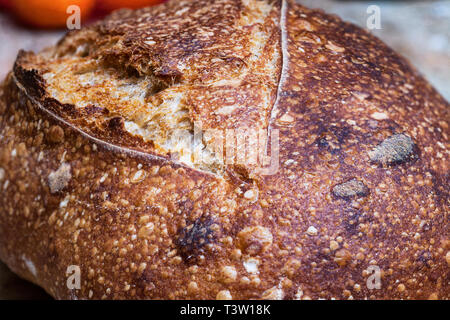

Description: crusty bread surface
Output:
[0,0,448,299]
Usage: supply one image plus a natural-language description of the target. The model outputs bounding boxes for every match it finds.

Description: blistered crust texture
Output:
[0,0,449,300]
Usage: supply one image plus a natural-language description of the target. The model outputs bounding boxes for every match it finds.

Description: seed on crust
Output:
[368,133,417,166]
[48,163,72,193]
[332,178,369,199]
[237,226,273,255]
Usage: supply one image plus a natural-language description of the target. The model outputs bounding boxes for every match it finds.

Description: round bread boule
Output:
[0,0,448,300]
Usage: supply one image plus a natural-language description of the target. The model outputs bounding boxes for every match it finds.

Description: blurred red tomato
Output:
[11,0,95,28]
[97,0,165,12]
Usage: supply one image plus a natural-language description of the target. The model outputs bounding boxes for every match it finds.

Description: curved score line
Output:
[269,0,289,124]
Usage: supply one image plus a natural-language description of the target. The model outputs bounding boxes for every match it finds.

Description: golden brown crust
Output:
[0,0,449,300]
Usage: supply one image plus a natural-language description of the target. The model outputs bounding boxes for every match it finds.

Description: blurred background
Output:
[0,0,449,299]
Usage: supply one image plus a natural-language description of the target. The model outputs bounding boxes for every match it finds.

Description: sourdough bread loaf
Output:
[0,0,448,299]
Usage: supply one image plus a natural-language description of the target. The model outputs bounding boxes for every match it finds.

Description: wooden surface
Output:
[0,0,448,300]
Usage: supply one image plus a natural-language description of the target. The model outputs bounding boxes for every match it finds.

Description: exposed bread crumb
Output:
[48,163,72,193]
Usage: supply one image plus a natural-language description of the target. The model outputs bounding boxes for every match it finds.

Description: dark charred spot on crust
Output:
[332,125,351,145]
[341,208,372,236]
[175,217,219,264]
[332,178,369,200]
[344,217,359,235]
[416,251,433,270]
[316,137,329,148]
[147,78,170,96]
[13,51,47,98]
[15,68,46,98]
[217,55,247,70]
[134,270,157,294]
[421,221,433,233]
[43,98,77,118]
[45,235,60,263]
[368,133,418,166]
[83,104,110,116]
[429,170,449,206]
[108,117,125,130]
[314,124,353,153]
